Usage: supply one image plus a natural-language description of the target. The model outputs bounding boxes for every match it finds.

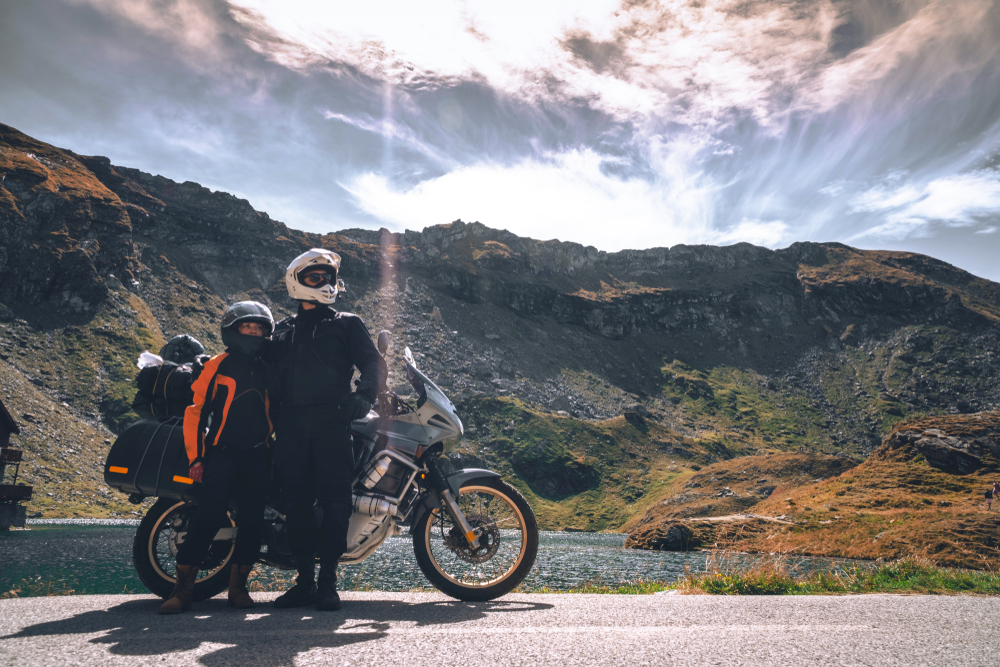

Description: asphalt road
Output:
[1,592,996,666]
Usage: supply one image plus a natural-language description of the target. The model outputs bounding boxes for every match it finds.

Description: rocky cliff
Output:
[0,125,135,318]
[1,122,999,529]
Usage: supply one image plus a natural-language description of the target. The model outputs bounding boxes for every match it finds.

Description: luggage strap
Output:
[153,418,184,498]
[133,419,169,491]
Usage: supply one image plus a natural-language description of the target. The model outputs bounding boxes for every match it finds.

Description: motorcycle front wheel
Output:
[132,497,235,600]
[413,477,538,601]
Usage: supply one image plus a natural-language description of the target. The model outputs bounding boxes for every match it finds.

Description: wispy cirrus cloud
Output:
[320,108,455,169]
[850,169,1000,240]
[228,0,999,132]
[64,0,244,70]
[3,0,1000,278]
[230,0,840,127]
[228,0,1000,255]
[800,0,1000,115]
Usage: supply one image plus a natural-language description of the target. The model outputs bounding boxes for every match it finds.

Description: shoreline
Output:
[23,518,141,526]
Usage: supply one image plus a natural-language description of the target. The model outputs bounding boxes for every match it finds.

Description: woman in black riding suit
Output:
[158,301,276,615]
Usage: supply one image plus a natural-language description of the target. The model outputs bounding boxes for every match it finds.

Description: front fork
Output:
[426,459,481,549]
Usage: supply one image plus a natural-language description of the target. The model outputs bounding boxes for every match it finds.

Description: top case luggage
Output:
[104,418,199,503]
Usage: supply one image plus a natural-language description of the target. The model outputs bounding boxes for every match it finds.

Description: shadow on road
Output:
[3,596,554,666]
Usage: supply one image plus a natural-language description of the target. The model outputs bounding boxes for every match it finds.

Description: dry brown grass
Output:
[1,577,76,599]
[797,246,1000,322]
[629,413,1000,570]
[677,550,1000,595]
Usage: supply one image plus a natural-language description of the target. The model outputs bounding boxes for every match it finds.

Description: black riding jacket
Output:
[183,351,273,465]
[267,305,387,412]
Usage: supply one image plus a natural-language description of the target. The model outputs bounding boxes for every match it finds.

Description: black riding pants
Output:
[176,446,271,567]
[275,406,354,571]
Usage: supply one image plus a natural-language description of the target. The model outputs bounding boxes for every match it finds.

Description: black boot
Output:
[316,566,341,611]
[274,560,317,609]
[315,503,350,611]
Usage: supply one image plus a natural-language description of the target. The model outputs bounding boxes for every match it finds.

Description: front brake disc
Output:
[441,513,501,564]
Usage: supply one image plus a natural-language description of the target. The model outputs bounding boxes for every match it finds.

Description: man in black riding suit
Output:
[268,248,387,611]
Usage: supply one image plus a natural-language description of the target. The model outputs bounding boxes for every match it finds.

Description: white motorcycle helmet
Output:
[285,248,344,305]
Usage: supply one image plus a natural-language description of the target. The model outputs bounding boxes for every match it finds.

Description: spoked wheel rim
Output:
[147,500,235,583]
[423,485,529,588]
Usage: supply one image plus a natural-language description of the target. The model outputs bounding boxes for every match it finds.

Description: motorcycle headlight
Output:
[442,434,462,453]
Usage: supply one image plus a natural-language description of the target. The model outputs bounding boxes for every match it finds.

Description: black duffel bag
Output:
[104,418,198,502]
[132,358,208,420]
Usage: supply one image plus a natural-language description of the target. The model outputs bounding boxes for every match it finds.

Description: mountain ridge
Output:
[1,122,998,541]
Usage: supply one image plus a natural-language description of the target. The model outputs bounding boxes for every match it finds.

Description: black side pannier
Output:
[104,418,198,502]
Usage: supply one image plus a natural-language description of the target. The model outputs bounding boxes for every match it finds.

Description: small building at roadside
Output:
[0,397,32,529]
[0,396,18,447]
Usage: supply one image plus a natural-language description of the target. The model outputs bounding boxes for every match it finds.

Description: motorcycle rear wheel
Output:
[413,477,538,601]
[133,498,235,601]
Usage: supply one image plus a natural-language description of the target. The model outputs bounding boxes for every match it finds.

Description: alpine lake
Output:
[1,522,854,596]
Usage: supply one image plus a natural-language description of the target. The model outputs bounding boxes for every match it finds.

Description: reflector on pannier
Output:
[104,418,198,502]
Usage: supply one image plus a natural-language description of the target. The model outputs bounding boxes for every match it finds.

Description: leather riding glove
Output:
[349,393,373,421]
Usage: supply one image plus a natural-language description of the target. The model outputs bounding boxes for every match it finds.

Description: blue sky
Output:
[2,0,1000,279]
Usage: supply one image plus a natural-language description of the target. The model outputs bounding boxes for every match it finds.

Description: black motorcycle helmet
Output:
[220,301,274,358]
[159,334,205,365]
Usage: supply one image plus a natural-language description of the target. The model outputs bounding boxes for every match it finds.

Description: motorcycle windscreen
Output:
[104,418,199,503]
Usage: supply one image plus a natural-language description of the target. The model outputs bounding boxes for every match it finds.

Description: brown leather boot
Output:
[158,564,198,615]
[227,564,255,609]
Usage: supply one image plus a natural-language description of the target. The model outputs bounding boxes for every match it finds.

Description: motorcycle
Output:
[106,332,539,602]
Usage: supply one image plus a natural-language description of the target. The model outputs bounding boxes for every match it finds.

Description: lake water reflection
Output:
[1,523,850,596]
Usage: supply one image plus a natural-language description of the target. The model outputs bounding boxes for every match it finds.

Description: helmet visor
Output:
[299,268,336,287]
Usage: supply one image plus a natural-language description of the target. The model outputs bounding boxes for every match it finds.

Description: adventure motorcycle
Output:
[105,333,539,602]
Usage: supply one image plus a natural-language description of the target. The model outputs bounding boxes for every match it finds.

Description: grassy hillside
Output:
[2,124,1000,542]
[626,412,1000,569]
[450,396,742,530]
[0,346,149,519]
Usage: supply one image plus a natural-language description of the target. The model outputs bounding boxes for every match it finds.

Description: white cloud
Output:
[712,219,790,248]
[908,173,1000,222]
[342,147,791,251]
[230,0,998,134]
[225,0,840,128]
[230,0,621,85]
[66,0,237,70]
[851,170,1000,240]
[850,181,923,213]
[228,0,1000,257]
[818,181,847,197]
[801,0,998,114]
[44,0,1000,272]
[320,108,453,167]
[342,149,716,251]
